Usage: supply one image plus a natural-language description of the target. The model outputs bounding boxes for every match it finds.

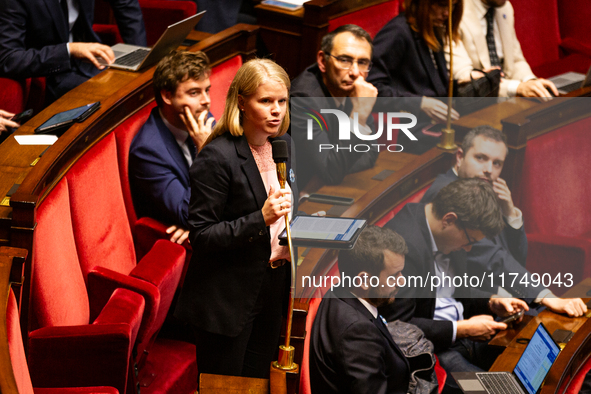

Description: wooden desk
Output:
[490,280,591,394]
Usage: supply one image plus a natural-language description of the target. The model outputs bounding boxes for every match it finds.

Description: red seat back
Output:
[511,0,561,68]
[113,102,157,232]
[32,178,90,331]
[328,0,400,38]
[66,133,137,279]
[139,0,197,46]
[7,289,35,394]
[374,185,429,227]
[209,55,243,120]
[0,78,29,115]
[299,297,321,394]
[558,0,591,52]
[518,116,591,238]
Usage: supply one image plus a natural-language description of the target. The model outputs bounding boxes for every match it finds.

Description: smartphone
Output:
[11,109,34,124]
[35,102,100,134]
[501,309,524,324]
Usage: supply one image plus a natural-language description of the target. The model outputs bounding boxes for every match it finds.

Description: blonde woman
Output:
[175,58,297,379]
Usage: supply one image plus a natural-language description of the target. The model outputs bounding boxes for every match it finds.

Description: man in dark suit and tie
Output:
[420,125,587,317]
[380,178,529,393]
[290,24,379,190]
[310,225,411,394]
[0,0,146,103]
[129,51,214,244]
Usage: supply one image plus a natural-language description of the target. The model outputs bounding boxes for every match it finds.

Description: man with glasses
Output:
[380,178,528,394]
[290,24,379,190]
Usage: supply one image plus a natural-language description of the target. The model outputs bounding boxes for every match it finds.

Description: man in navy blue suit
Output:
[129,50,214,244]
[0,0,146,102]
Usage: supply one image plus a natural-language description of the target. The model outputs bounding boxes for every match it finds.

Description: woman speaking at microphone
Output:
[174,58,297,379]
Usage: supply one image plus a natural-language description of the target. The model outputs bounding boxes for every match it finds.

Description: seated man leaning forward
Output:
[129,50,214,244]
[290,24,379,190]
[420,125,587,316]
[310,225,411,394]
[380,178,529,393]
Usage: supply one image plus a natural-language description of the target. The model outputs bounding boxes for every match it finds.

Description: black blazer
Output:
[420,169,536,300]
[368,14,449,115]
[310,288,410,394]
[379,203,492,352]
[174,132,298,336]
[0,0,146,98]
[290,63,379,189]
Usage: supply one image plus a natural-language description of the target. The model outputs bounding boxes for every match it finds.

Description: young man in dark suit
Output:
[421,125,586,316]
[310,225,410,394]
[381,178,529,393]
[129,51,214,244]
[290,24,379,190]
[0,0,146,102]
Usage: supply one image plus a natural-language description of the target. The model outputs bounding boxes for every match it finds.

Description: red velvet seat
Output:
[558,0,591,60]
[65,132,186,365]
[30,179,145,394]
[328,0,400,38]
[517,116,591,295]
[0,78,28,115]
[5,287,122,394]
[512,0,591,78]
[0,77,46,117]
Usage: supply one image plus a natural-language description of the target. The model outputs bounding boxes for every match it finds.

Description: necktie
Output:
[186,138,197,165]
[485,7,501,68]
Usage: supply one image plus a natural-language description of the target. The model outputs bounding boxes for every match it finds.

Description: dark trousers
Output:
[438,338,502,394]
[193,264,287,379]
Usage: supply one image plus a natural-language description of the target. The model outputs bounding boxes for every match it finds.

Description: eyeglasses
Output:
[325,53,373,72]
[461,224,478,247]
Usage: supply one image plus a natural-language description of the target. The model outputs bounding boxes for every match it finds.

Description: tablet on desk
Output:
[35,102,101,134]
[279,215,367,249]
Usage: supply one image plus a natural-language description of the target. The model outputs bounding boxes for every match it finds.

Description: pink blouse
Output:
[249,140,291,263]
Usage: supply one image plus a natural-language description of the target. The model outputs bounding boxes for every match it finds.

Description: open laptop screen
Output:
[513,324,561,394]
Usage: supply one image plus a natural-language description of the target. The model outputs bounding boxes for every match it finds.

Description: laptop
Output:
[99,11,205,71]
[452,323,561,394]
[548,65,591,94]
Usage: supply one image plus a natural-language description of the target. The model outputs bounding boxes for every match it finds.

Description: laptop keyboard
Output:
[558,80,583,93]
[114,49,150,67]
[477,373,522,394]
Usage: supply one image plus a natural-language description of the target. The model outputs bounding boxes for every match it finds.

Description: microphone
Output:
[272,140,288,189]
[270,139,298,372]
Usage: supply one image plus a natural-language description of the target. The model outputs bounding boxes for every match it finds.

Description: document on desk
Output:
[14,135,58,145]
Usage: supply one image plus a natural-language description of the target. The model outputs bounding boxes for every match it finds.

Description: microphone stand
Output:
[272,160,298,372]
[437,0,458,150]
